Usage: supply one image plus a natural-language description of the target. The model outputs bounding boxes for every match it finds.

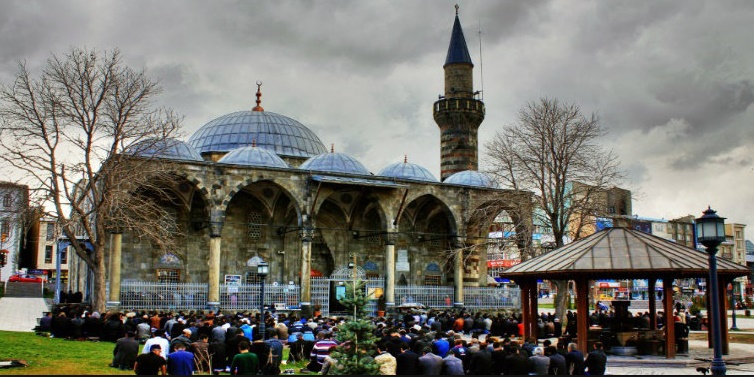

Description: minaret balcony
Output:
[433,98,485,116]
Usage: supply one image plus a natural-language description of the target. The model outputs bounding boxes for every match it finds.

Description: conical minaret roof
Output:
[444,7,473,67]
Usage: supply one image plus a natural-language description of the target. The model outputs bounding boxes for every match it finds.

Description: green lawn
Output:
[0,331,310,375]
[0,331,131,375]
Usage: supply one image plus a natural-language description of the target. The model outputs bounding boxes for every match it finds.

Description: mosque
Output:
[96,8,533,314]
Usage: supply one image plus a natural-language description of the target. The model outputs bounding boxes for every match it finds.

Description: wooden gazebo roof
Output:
[503,227,750,280]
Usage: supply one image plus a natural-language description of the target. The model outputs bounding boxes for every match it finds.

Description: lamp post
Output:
[256,261,269,340]
[348,255,357,321]
[696,207,727,375]
[728,283,739,331]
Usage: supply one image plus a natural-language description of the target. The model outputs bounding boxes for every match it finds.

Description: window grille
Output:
[157,268,180,283]
[423,275,441,286]
[247,211,263,240]
[3,194,11,207]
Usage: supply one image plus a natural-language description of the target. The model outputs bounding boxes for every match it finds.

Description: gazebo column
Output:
[520,280,531,339]
[648,278,657,330]
[706,278,713,349]
[520,280,538,340]
[719,276,730,355]
[529,280,539,339]
[663,279,675,358]
[576,278,590,353]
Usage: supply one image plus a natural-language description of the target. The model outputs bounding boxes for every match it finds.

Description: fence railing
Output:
[219,283,300,313]
[112,280,521,313]
[118,281,208,311]
[463,286,520,309]
[395,285,455,308]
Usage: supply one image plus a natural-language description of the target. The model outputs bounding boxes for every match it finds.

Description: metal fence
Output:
[118,281,208,311]
[464,286,520,310]
[112,280,520,313]
[219,283,300,313]
[311,276,384,318]
[395,285,455,308]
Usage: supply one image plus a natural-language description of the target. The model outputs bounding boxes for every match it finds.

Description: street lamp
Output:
[348,257,357,321]
[256,261,269,340]
[696,207,727,375]
[728,283,739,331]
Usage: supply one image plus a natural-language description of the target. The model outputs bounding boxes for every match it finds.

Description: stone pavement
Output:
[0,297,50,332]
[604,338,754,375]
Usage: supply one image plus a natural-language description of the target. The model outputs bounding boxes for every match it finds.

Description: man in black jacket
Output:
[584,342,607,375]
[545,345,567,375]
[395,342,420,375]
[565,343,586,375]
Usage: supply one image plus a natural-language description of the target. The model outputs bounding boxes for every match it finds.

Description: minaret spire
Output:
[252,80,264,112]
[434,7,485,181]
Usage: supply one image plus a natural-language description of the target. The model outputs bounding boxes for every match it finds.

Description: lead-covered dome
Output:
[218,146,289,169]
[187,111,328,158]
[299,151,370,175]
[444,170,499,188]
[126,138,203,161]
[378,158,438,182]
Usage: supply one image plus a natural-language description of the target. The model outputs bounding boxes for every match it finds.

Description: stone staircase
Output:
[3,282,44,298]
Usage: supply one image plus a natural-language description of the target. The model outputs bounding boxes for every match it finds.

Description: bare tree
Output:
[0,47,184,311]
[484,97,624,323]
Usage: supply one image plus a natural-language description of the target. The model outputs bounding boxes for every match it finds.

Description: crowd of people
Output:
[37,302,695,375]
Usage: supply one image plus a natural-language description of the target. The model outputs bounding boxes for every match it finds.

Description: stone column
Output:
[300,227,313,318]
[106,232,122,308]
[385,233,396,310]
[453,243,464,307]
[207,236,222,310]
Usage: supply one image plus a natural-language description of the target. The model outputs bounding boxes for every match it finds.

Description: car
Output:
[8,274,46,283]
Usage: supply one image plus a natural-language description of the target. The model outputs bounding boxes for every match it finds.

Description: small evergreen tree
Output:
[329,279,380,375]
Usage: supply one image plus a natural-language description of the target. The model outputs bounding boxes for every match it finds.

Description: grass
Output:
[0,331,131,375]
[0,331,311,375]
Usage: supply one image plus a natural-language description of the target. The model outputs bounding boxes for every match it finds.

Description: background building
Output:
[0,182,29,281]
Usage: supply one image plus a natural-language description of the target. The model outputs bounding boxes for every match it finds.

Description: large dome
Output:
[126,138,203,162]
[444,170,499,188]
[187,111,328,158]
[218,146,289,169]
[299,151,370,175]
[378,158,438,182]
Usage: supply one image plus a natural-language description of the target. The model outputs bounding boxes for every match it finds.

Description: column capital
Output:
[300,227,314,242]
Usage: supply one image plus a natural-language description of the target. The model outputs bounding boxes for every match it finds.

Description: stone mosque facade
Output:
[103,9,533,313]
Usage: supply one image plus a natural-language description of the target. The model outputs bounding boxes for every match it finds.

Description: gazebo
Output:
[503,227,750,358]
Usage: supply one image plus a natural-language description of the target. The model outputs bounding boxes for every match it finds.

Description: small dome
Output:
[444,170,499,188]
[187,111,327,158]
[218,146,289,169]
[126,138,203,161]
[378,159,438,182]
[299,151,370,175]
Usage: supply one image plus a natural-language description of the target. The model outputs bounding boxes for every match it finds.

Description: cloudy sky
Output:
[2,0,753,235]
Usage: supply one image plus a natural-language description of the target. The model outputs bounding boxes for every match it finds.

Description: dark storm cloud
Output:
[1,0,753,230]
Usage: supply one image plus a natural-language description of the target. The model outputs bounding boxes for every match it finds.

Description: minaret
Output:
[434,5,485,181]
